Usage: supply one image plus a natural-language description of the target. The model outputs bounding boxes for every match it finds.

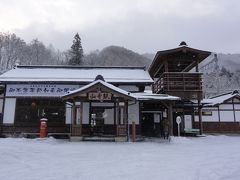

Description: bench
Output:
[184,128,200,136]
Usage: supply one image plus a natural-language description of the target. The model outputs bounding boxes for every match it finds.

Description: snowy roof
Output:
[149,44,211,77]
[132,91,180,101]
[202,91,240,106]
[0,65,153,84]
[62,79,135,100]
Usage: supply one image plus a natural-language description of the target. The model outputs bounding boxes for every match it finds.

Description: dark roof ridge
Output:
[15,65,146,70]
[209,90,239,99]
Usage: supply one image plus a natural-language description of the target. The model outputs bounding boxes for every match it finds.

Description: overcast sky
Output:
[0,0,239,54]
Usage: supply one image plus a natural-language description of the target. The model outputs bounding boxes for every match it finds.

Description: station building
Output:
[0,42,238,140]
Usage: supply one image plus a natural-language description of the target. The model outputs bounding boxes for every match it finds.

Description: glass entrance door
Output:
[90,108,104,135]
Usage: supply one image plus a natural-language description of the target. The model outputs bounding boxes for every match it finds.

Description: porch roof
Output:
[62,79,135,101]
[132,91,180,101]
[202,91,240,106]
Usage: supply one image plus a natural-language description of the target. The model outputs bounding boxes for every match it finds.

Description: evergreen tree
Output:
[68,33,83,65]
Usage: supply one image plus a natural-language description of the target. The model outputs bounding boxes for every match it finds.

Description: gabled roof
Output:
[149,44,211,77]
[62,79,135,100]
[202,91,240,106]
[0,65,153,84]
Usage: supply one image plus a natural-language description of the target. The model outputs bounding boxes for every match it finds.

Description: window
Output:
[194,110,212,116]
[15,98,65,125]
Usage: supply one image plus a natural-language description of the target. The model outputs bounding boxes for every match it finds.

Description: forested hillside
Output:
[200,53,240,97]
[83,46,151,67]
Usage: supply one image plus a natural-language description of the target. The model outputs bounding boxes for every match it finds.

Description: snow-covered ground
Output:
[0,135,240,180]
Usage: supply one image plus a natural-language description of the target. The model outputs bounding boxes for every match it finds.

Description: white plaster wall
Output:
[104,108,114,124]
[65,103,72,124]
[235,111,240,122]
[195,108,219,122]
[220,111,234,122]
[234,104,240,109]
[219,104,234,122]
[128,102,139,124]
[120,108,124,124]
[3,98,16,124]
[220,104,233,109]
[234,104,240,122]
[118,85,138,92]
[82,102,89,124]
[202,111,219,122]
[194,115,199,122]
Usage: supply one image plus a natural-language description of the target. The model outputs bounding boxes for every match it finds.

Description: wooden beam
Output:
[124,101,129,140]
[196,59,199,72]
[164,60,169,72]
[115,101,119,136]
[233,99,236,122]
[217,106,221,122]
[153,63,164,78]
[198,100,203,135]
[182,61,197,72]
[72,99,76,125]
[80,102,83,136]
[168,103,173,136]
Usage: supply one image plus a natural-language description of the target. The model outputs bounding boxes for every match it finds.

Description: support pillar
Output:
[70,100,83,139]
[72,100,76,126]
[115,100,119,136]
[198,100,203,135]
[168,103,173,136]
[132,121,136,142]
[123,101,129,140]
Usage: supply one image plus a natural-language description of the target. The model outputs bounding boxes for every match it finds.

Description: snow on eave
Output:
[132,92,180,101]
[202,93,240,106]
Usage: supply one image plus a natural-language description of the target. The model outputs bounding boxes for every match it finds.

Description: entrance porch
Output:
[62,77,136,141]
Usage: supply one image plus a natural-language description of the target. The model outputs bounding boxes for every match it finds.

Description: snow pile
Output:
[0,136,240,180]
[169,136,191,144]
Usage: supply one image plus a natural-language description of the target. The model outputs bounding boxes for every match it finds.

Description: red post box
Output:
[40,118,48,138]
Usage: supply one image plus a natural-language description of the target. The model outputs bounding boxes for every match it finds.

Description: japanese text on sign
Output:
[88,92,112,101]
[6,84,79,97]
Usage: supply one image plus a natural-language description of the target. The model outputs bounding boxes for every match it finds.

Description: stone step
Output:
[83,136,115,142]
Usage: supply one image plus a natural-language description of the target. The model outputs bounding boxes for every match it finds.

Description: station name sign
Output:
[6,84,79,97]
[88,92,112,101]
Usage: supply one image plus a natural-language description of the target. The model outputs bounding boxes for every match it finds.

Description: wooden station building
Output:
[4,42,236,140]
[0,65,179,140]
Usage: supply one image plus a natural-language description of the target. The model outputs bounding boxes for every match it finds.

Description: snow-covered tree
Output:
[68,33,83,65]
[0,32,66,74]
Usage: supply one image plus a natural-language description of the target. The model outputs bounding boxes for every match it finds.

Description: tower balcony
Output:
[153,72,203,100]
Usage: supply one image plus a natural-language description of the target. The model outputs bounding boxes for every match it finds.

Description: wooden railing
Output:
[153,72,202,93]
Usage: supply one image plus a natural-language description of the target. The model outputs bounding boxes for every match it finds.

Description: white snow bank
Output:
[169,136,191,144]
[0,135,240,180]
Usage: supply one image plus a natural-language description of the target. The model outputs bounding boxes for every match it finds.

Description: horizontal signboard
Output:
[88,92,112,101]
[6,84,79,97]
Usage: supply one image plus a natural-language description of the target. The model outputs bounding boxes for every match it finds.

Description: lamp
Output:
[177,61,181,67]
